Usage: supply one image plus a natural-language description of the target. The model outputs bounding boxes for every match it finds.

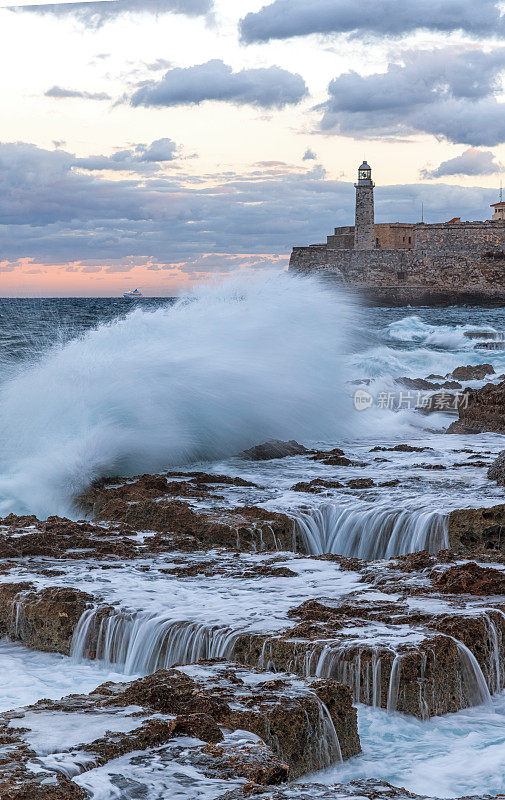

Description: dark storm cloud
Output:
[319,48,505,146]
[45,86,111,101]
[240,0,504,43]
[421,149,504,178]
[130,59,308,109]
[0,140,498,270]
[9,0,212,27]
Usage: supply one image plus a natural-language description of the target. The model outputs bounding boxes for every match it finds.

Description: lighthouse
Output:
[354,161,375,250]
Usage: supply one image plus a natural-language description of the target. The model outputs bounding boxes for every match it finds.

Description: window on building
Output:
[408,237,412,244]
[376,238,380,248]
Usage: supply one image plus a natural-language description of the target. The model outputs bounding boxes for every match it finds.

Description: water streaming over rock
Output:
[295,503,449,558]
[453,639,492,707]
[71,609,239,673]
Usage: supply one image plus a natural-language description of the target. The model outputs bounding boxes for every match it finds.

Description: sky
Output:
[1,0,505,296]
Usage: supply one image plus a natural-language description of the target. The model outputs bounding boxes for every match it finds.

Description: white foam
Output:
[0,272,355,518]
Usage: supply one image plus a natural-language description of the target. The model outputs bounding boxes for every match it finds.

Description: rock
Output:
[433,562,505,595]
[488,450,505,485]
[88,493,297,552]
[292,479,344,493]
[370,444,432,453]
[397,377,442,390]
[218,778,494,799]
[448,504,505,553]
[239,440,309,461]
[0,584,94,654]
[447,381,505,434]
[346,478,375,489]
[309,448,352,466]
[0,779,88,800]
[232,627,484,719]
[95,662,359,777]
[419,392,466,415]
[451,364,495,381]
[389,551,437,572]
[166,471,259,488]
[397,377,461,391]
[0,661,360,797]
[0,516,139,561]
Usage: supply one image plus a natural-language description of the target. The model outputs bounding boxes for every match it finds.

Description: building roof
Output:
[359,161,371,171]
[491,201,505,208]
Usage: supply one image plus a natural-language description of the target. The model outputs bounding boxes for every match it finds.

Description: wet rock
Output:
[232,628,478,719]
[448,504,505,553]
[397,377,442,390]
[346,478,375,488]
[0,514,39,528]
[488,450,505,485]
[97,662,359,777]
[308,448,352,467]
[370,444,432,453]
[0,661,359,794]
[0,779,87,800]
[412,463,447,470]
[419,392,465,415]
[451,364,495,381]
[389,551,437,572]
[397,377,461,391]
[447,378,505,434]
[79,473,259,518]
[219,779,493,800]
[0,585,94,655]
[89,493,297,553]
[433,562,505,595]
[239,440,309,461]
[0,516,139,561]
[240,565,297,578]
[167,472,259,488]
[292,479,344,493]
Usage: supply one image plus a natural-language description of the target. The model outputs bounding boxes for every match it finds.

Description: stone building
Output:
[289,162,505,305]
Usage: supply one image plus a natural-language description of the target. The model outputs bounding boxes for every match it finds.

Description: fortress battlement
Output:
[289,162,505,305]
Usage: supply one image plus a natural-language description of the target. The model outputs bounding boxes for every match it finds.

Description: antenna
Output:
[421,201,424,223]
[500,180,503,203]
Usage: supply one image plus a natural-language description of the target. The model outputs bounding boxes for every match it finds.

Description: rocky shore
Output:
[3,358,505,798]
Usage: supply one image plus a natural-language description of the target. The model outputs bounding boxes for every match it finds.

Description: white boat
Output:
[123,288,143,299]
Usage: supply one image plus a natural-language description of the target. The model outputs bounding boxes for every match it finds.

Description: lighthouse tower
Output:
[354,161,375,250]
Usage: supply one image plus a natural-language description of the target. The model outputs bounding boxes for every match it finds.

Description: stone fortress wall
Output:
[289,162,505,305]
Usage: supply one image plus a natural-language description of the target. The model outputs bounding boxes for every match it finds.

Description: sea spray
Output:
[0,273,356,518]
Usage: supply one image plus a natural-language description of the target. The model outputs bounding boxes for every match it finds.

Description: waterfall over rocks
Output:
[295,503,449,558]
[71,610,239,673]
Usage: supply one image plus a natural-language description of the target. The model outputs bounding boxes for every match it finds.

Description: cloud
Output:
[240,0,505,43]
[139,138,178,162]
[45,86,111,101]
[421,148,504,178]
[303,148,317,161]
[130,59,308,109]
[73,138,179,172]
[0,140,500,274]
[319,47,505,146]
[10,0,212,28]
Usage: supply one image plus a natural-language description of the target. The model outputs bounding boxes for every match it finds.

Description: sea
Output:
[2,271,505,797]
